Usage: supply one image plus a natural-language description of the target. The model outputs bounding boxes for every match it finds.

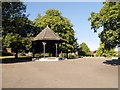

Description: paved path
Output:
[2,57,118,88]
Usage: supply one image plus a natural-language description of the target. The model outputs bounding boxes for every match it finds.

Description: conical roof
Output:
[33,25,66,41]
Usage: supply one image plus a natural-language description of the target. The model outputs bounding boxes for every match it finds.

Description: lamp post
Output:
[55,43,58,57]
[42,42,46,58]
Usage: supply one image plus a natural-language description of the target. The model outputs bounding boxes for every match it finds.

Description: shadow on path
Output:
[103,59,120,66]
[1,57,33,64]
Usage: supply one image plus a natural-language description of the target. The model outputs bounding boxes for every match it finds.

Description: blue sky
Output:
[24,2,103,51]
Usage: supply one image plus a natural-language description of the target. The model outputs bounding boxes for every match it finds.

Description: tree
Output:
[4,33,32,58]
[34,9,78,55]
[2,2,35,57]
[89,1,120,49]
[4,33,23,58]
[95,42,117,57]
[2,2,35,37]
[2,2,25,35]
[78,42,91,56]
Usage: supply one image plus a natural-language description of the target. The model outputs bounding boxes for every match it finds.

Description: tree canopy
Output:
[2,6,78,57]
[34,9,78,54]
[2,2,34,58]
[2,2,35,37]
[78,42,91,56]
[89,2,120,49]
[95,42,117,57]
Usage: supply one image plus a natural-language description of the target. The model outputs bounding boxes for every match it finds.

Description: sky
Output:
[24,2,103,51]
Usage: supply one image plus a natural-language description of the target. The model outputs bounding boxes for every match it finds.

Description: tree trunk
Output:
[66,52,68,58]
[15,52,18,58]
[33,52,35,58]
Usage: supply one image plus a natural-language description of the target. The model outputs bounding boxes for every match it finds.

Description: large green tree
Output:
[89,2,120,49]
[2,2,34,58]
[78,42,91,56]
[2,2,35,37]
[95,42,117,57]
[34,9,78,55]
[3,33,32,58]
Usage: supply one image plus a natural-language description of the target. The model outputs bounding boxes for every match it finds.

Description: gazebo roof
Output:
[33,25,66,42]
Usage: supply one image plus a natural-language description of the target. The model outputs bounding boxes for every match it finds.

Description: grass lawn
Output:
[0,56,32,63]
[0,56,15,59]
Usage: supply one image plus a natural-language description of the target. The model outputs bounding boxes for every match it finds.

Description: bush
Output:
[35,53,41,57]
[68,53,77,59]
[26,52,32,57]
[18,52,26,56]
[45,53,49,57]
[2,52,13,56]
[78,55,83,58]
[118,52,120,59]
[59,53,67,58]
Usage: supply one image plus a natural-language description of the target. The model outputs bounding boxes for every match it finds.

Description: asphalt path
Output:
[2,57,118,88]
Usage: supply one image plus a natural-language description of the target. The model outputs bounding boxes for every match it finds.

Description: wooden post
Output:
[42,42,46,58]
[55,43,58,57]
[32,41,35,58]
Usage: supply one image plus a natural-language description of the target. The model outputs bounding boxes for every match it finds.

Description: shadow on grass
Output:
[103,59,120,66]
[1,57,33,64]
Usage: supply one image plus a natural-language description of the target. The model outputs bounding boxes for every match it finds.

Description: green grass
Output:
[0,56,15,59]
[0,55,32,59]
[1,56,33,63]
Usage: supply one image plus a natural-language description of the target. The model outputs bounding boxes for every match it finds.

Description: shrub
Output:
[78,55,83,58]
[68,53,77,59]
[45,53,49,57]
[35,53,41,57]
[26,52,32,57]
[19,52,26,56]
[59,53,67,58]
[118,52,120,59]
[2,52,13,56]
